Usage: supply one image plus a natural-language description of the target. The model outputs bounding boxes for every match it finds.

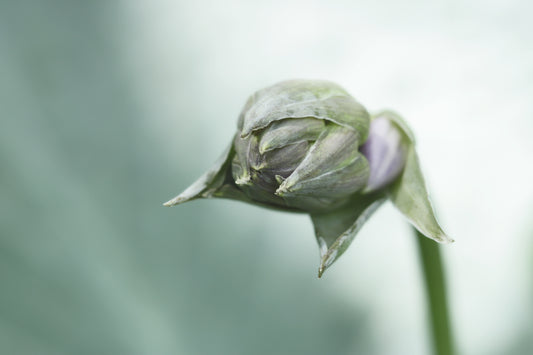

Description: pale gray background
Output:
[1,0,532,354]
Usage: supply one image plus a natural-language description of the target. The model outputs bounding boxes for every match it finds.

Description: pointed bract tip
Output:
[259,144,269,155]
[163,196,182,207]
[235,175,252,186]
[275,187,286,196]
[317,249,338,278]
[437,234,455,244]
[318,265,325,278]
[250,162,267,171]
[422,230,454,244]
[275,180,292,196]
[240,130,252,139]
[317,257,332,278]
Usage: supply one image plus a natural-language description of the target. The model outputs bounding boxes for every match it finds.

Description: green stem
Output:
[415,227,455,355]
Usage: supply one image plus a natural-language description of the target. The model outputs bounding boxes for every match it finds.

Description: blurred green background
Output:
[1,1,532,354]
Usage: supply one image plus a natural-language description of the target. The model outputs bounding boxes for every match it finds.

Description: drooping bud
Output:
[230,79,371,212]
[164,80,452,277]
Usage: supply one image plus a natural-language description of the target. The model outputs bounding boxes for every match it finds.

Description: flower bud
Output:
[230,79,371,212]
[164,80,452,277]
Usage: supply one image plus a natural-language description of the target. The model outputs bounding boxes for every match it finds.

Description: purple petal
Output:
[360,116,407,192]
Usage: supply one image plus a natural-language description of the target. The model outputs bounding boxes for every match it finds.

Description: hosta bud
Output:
[165,80,452,277]
[230,80,370,212]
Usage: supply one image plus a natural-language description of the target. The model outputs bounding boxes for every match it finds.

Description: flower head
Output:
[165,80,452,276]
[231,80,370,212]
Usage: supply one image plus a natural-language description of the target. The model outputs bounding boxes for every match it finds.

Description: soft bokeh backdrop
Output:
[1,1,532,354]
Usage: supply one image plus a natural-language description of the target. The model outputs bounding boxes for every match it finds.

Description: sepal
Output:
[311,193,386,277]
[164,142,249,206]
[380,111,453,244]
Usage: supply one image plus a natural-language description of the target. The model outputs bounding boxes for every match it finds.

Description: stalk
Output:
[415,227,455,355]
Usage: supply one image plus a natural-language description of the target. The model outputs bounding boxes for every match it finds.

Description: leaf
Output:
[163,142,248,206]
[382,111,453,244]
[311,193,386,277]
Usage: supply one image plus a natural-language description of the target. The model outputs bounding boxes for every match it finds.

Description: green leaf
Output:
[311,193,386,277]
[163,141,248,206]
[382,111,453,244]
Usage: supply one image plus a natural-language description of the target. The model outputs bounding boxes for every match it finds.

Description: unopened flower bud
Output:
[164,80,452,277]
[229,80,371,212]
